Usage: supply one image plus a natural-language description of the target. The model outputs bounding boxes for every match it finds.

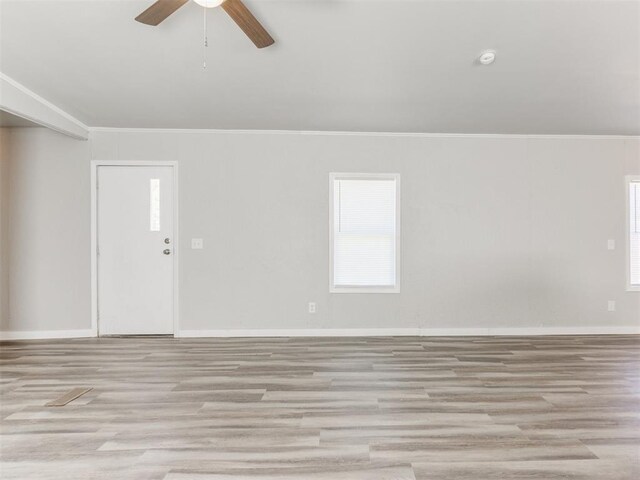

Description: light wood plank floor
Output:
[1,335,639,479]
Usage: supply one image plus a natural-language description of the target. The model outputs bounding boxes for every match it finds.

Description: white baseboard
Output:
[1,326,637,341]
[177,326,640,338]
[177,328,423,338]
[0,329,96,340]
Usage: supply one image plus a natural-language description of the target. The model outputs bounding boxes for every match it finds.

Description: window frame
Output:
[329,172,401,294]
[627,175,640,292]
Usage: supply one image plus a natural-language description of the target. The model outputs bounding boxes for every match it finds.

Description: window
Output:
[149,178,160,232]
[330,173,400,293]
[628,176,640,291]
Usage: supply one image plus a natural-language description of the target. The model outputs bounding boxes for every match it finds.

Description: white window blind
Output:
[331,174,400,292]
[630,179,640,287]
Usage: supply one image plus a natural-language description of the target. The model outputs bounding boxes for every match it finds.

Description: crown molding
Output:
[88,126,640,140]
[0,72,89,140]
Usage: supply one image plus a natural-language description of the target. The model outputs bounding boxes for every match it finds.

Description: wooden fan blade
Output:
[135,0,189,26]
[222,0,275,49]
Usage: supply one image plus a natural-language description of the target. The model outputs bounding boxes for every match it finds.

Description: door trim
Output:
[91,161,179,337]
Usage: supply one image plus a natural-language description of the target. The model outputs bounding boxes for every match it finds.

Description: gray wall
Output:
[1,128,91,332]
[0,129,9,327]
[91,130,640,333]
[2,127,639,333]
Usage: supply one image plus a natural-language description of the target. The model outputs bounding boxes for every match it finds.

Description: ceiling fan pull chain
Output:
[202,8,208,69]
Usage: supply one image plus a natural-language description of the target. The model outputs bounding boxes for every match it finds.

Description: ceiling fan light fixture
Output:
[194,0,225,8]
[135,0,274,48]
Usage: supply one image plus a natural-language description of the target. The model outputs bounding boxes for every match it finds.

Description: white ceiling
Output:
[1,0,638,134]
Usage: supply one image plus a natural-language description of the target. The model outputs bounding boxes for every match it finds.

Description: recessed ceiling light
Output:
[478,50,496,65]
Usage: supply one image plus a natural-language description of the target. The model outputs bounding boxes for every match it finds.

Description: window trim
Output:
[329,172,401,294]
[627,175,640,292]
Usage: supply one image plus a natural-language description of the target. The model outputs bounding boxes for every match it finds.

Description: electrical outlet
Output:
[308,302,316,314]
[191,238,204,250]
[608,300,616,312]
[607,239,615,250]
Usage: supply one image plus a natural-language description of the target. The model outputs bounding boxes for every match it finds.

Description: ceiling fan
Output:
[135,0,274,49]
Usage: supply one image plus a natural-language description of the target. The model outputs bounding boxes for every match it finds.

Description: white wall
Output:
[2,128,639,336]
[1,128,91,334]
[0,129,9,327]
[91,130,640,334]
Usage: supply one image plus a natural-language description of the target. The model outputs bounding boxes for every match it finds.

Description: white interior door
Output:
[97,165,174,335]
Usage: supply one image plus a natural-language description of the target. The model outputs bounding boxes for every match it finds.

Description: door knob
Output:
[164,238,171,244]
[163,249,171,255]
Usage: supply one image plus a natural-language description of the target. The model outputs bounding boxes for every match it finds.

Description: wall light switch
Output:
[607,239,615,250]
[607,300,616,312]
[191,238,204,250]
[308,302,316,314]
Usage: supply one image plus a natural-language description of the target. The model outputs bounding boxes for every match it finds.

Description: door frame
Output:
[90,160,179,337]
